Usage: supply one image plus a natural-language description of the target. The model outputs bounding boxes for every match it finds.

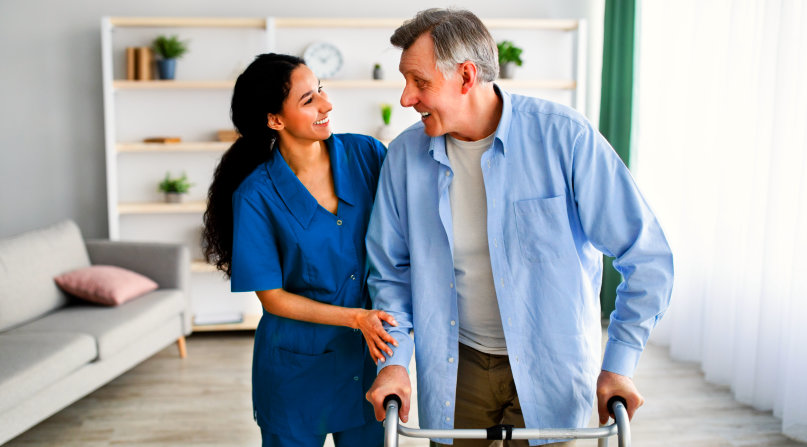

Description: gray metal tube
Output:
[611,401,631,447]
[396,425,618,440]
[384,399,400,447]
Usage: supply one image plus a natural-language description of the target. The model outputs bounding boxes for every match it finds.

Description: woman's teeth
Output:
[314,117,329,125]
[420,112,431,117]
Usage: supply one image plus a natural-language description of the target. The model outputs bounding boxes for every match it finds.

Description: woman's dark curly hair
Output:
[202,53,305,277]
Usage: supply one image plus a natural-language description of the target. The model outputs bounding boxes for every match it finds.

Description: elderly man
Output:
[365,8,673,447]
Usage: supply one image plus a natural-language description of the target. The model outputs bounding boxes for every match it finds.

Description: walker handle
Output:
[383,394,402,447]
[606,396,631,447]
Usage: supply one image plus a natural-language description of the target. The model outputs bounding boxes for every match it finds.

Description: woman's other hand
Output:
[353,310,398,364]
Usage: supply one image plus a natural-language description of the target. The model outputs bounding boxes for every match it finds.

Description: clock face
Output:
[303,42,343,79]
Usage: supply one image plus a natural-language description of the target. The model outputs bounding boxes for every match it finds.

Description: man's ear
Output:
[267,113,284,131]
[458,61,478,94]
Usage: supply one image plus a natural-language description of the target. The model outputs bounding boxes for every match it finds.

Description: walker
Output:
[382,395,631,446]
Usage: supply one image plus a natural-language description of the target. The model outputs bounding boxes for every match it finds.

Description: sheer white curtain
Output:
[632,0,807,441]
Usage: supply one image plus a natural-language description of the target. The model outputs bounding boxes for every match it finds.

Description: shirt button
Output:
[353,376,359,381]
[449,282,454,288]
[445,171,450,177]
[336,219,343,226]
[448,357,454,363]
[350,274,356,280]
[446,417,451,422]
[445,401,451,407]
[450,320,456,326]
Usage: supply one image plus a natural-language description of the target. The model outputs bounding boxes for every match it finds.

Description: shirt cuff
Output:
[377,331,414,374]
[601,338,643,378]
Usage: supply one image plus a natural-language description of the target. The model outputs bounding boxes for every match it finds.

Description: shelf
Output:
[113,79,576,91]
[109,17,267,28]
[192,313,260,332]
[117,142,230,152]
[118,201,206,214]
[108,17,578,31]
[113,80,234,90]
[191,260,218,273]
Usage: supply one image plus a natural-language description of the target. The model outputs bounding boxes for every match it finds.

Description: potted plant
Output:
[158,172,193,203]
[497,40,523,79]
[377,103,395,142]
[153,35,189,80]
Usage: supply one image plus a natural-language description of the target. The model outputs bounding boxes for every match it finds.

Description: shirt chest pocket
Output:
[514,196,577,263]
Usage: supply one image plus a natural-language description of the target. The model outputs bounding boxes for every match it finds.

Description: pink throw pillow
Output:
[54,265,158,306]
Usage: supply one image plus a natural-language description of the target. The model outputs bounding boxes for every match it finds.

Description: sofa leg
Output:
[176,336,187,359]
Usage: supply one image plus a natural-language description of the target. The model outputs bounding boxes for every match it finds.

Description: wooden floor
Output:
[5,331,805,446]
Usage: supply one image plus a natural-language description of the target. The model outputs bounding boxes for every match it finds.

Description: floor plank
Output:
[5,331,804,446]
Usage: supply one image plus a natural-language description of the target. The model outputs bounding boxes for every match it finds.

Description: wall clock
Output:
[303,42,343,79]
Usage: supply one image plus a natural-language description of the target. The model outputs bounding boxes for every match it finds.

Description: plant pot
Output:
[164,192,185,203]
[377,124,396,142]
[157,59,177,80]
[499,61,516,79]
[373,65,383,80]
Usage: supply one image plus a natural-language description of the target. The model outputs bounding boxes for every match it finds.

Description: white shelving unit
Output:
[100,16,586,331]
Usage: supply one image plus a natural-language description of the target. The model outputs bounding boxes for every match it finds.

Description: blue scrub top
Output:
[230,133,386,436]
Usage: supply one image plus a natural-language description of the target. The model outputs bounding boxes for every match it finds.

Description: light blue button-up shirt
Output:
[366,87,673,445]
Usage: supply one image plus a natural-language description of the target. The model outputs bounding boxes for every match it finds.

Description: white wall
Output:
[0,0,602,238]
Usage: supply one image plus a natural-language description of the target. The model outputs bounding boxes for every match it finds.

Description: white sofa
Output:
[0,220,191,444]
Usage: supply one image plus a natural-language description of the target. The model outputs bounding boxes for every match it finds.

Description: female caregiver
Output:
[202,53,396,447]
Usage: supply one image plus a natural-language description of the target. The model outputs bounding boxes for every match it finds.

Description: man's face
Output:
[398,33,463,137]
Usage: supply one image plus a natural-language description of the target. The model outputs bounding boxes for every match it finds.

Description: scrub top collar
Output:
[264,134,357,229]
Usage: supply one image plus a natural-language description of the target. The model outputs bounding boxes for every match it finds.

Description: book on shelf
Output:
[125,47,136,80]
[125,46,153,81]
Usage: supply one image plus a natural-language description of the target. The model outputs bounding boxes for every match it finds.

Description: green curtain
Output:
[599,0,636,319]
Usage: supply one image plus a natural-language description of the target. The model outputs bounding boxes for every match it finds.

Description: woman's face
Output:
[270,64,333,145]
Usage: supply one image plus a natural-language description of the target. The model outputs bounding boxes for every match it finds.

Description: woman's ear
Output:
[267,113,284,131]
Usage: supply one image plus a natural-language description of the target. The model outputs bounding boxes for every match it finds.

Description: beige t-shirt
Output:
[446,133,507,355]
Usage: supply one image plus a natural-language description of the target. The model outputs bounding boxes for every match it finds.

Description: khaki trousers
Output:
[430,344,574,447]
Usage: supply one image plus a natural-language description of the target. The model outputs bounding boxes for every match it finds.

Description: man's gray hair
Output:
[391,8,499,83]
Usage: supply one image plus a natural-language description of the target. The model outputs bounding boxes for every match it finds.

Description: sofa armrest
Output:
[84,240,189,290]
[84,240,192,334]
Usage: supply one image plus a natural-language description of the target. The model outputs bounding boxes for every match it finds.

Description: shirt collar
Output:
[265,134,355,229]
[427,83,513,163]
[492,83,513,156]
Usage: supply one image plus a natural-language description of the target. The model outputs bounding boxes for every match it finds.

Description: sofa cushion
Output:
[0,331,97,414]
[54,265,159,306]
[0,220,91,331]
[15,289,185,360]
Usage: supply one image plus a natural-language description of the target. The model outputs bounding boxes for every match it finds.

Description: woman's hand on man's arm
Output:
[255,288,397,363]
[353,309,398,364]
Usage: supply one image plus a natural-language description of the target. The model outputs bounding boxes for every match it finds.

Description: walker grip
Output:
[384,394,402,409]
[607,396,628,417]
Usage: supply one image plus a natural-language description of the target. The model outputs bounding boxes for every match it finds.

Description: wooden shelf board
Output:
[192,313,260,332]
[498,79,577,90]
[117,142,230,152]
[322,79,575,90]
[191,260,218,273]
[483,18,579,30]
[109,17,266,28]
[118,201,206,214]
[108,17,578,31]
[113,79,574,91]
[113,80,234,90]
